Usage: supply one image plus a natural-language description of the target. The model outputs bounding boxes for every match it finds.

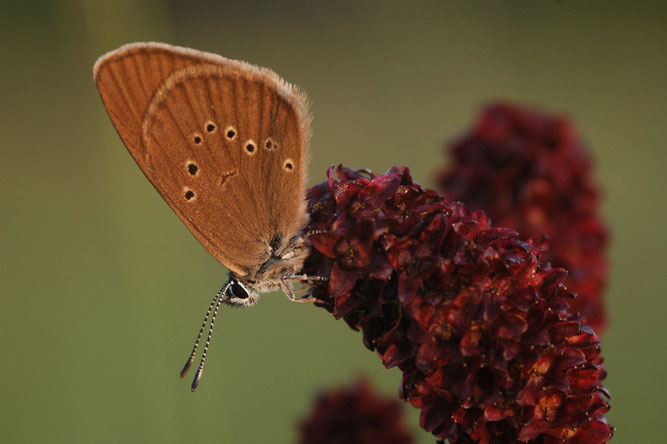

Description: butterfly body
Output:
[94,42,312,305]
[95,43,320,389]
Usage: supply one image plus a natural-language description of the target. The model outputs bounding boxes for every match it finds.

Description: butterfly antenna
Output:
[180,283,229,379]
[190,281,230,392]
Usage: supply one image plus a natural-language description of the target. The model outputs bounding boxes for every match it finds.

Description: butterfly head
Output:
[224,278,261,307]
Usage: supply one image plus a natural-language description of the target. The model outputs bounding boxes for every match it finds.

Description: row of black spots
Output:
[242,138,279,155]
[184,159,199,202]
[192,121,234,145]
[191,121,277,156]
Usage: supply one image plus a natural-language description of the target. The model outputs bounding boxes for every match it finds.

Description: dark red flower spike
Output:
[304,165,612,443]
[436,103,609,332]
[298,378,414,444]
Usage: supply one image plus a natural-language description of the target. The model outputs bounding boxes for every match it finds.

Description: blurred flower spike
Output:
[299,378,414,444]
[304,165,612,443]
[436,103,608,332]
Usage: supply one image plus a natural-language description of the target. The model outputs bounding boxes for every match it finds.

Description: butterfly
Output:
[94,42,324,390]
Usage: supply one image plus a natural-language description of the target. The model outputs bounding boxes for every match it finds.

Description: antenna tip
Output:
[191,369,203,391]
[191,379,200,392]
[180,359,193,378]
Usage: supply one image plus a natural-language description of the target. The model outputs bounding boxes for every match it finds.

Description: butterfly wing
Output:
[94,43,310,277]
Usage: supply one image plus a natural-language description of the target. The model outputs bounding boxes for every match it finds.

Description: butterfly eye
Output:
[205,121,216,133]
[283,159,294,171]
[229,281,249,299]
[225,126,236,140]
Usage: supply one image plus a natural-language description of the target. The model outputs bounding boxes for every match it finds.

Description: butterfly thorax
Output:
[224,235,310,307]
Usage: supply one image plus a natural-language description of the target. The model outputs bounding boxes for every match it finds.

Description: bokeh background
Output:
[1,1,665,442]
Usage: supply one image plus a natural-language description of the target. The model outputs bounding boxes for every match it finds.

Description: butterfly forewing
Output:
[94,43,310,277]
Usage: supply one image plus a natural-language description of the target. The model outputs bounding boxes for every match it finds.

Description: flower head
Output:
[305,165,612,443]
[298,378,414,444]
[436,103,608,332]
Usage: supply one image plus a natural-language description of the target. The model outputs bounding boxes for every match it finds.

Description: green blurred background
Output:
[1,1,665,442]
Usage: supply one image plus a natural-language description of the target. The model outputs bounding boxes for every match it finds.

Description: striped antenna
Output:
[180,282,231,379]
[190,281,231,391]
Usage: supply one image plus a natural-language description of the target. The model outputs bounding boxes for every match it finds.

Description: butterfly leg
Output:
[282,274,329,283]
[279,275,329,303]
[280,280,316,303]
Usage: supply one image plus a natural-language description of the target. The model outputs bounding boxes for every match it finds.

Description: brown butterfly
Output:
[94,42,324,390]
